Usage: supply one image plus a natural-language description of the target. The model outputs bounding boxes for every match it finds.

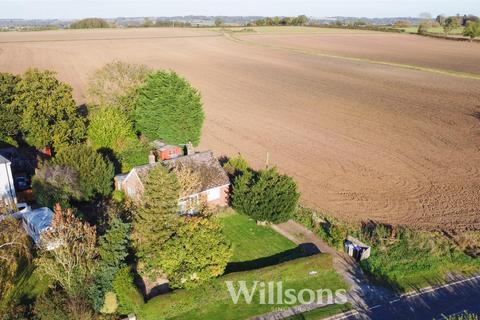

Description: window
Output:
[127,187,135,197]
[207,187,221,201]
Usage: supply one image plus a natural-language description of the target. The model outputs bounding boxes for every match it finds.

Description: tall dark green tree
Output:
[233,168,300,223]
[12,69,86,150]
[53,144,114,201]
[88,217,130,311]
[132,165,180,279]
[133,71,205,146]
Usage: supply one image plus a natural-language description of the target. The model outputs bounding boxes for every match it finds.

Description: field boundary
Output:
[224,32,480,81]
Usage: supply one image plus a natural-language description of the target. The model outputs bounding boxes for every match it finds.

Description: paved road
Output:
[334,275,480,320]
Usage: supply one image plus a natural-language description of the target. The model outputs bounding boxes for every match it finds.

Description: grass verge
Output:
[139,254,348,320]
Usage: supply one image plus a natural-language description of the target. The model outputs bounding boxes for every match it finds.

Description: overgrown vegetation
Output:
[292,207,480,292]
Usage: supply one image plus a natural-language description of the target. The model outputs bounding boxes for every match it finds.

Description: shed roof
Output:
[0,155,10,164]
[22,207,54,243]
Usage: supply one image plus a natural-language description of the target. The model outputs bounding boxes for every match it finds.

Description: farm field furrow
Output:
[1,27,479,230]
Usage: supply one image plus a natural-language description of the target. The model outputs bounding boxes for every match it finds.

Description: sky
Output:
[0,0,479,20]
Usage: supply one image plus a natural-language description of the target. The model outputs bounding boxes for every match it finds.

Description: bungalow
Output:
[115,150,230,212]
[0,155,16,205]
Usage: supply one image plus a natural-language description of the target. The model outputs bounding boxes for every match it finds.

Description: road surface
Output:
[334,275,480,320]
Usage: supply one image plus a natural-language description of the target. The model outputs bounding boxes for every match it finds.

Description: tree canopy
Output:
[133,71,205,146]
[12,69,86,150]
[132,165,180,278]
[463,21,480,39]
[87,61,150,112]
[0,73,21,145]
[36,205,97,297]
[70,18,110,29]
[156,217,231,289]
[443,16,460,35]
[53,144,114,201]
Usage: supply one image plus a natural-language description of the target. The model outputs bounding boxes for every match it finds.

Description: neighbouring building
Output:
[115,150,230,213]
[151,140,184,161]
[0,155,16,205]
[22,207,54,245]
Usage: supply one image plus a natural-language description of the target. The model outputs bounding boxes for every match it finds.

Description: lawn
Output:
[139,254,348,320]
[219,212,297,263]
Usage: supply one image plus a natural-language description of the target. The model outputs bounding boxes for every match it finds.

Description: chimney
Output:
[186,141,195,155]
[148,152,156,164]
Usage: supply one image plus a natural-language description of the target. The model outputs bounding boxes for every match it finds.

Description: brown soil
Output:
[1,28,479,231]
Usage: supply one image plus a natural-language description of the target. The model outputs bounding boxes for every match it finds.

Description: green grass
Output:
[285,303,352,320]
[139,254,348,320]
[360,234,480,292]
[399,26,464,35]
[0,264,51,310]
[220,212,297,263]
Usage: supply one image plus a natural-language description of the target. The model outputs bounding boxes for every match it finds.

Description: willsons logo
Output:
[225,281,348,305]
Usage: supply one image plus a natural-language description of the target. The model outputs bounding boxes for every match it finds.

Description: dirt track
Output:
[0,28,479,230]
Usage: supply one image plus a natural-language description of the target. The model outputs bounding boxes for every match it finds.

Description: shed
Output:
[344,236,371,261]
[22,207,54,245]
[151,140,183,161]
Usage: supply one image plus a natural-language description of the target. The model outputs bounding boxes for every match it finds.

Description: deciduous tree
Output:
[12,69,86,150]
[463,21,480,39]
[35,205,97,297]
[0,73,21,145]
[156,217,231,288]
[87,61,150,112]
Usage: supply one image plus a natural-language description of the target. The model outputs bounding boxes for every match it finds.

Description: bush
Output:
[223,154,250,180]
[232,168,300,223]
[133,71,205,146]
[100,291,118,314]
[112,267,144,316]
[117,138,151,173]
[418,23,429,35]
[53,144,114,201]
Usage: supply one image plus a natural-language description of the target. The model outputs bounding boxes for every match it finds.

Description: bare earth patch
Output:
[1,27,479,231]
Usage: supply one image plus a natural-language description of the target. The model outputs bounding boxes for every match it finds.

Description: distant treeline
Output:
[135,18,192,28]
[70,18,110,29]
[247,15,309,26]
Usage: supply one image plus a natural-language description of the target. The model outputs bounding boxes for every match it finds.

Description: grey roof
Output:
[133,163,159,182]
[22,207,54,243]
[164,151,230,191]
[0,155,10,164]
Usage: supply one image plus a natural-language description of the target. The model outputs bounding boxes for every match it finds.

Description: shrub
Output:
[112,267,144,316]
[232,168,300,223]
[117,138,151,173]
[418,23,429,35]
[223,154,250,179]
[133,71,205,146]
[100,291,118,314]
